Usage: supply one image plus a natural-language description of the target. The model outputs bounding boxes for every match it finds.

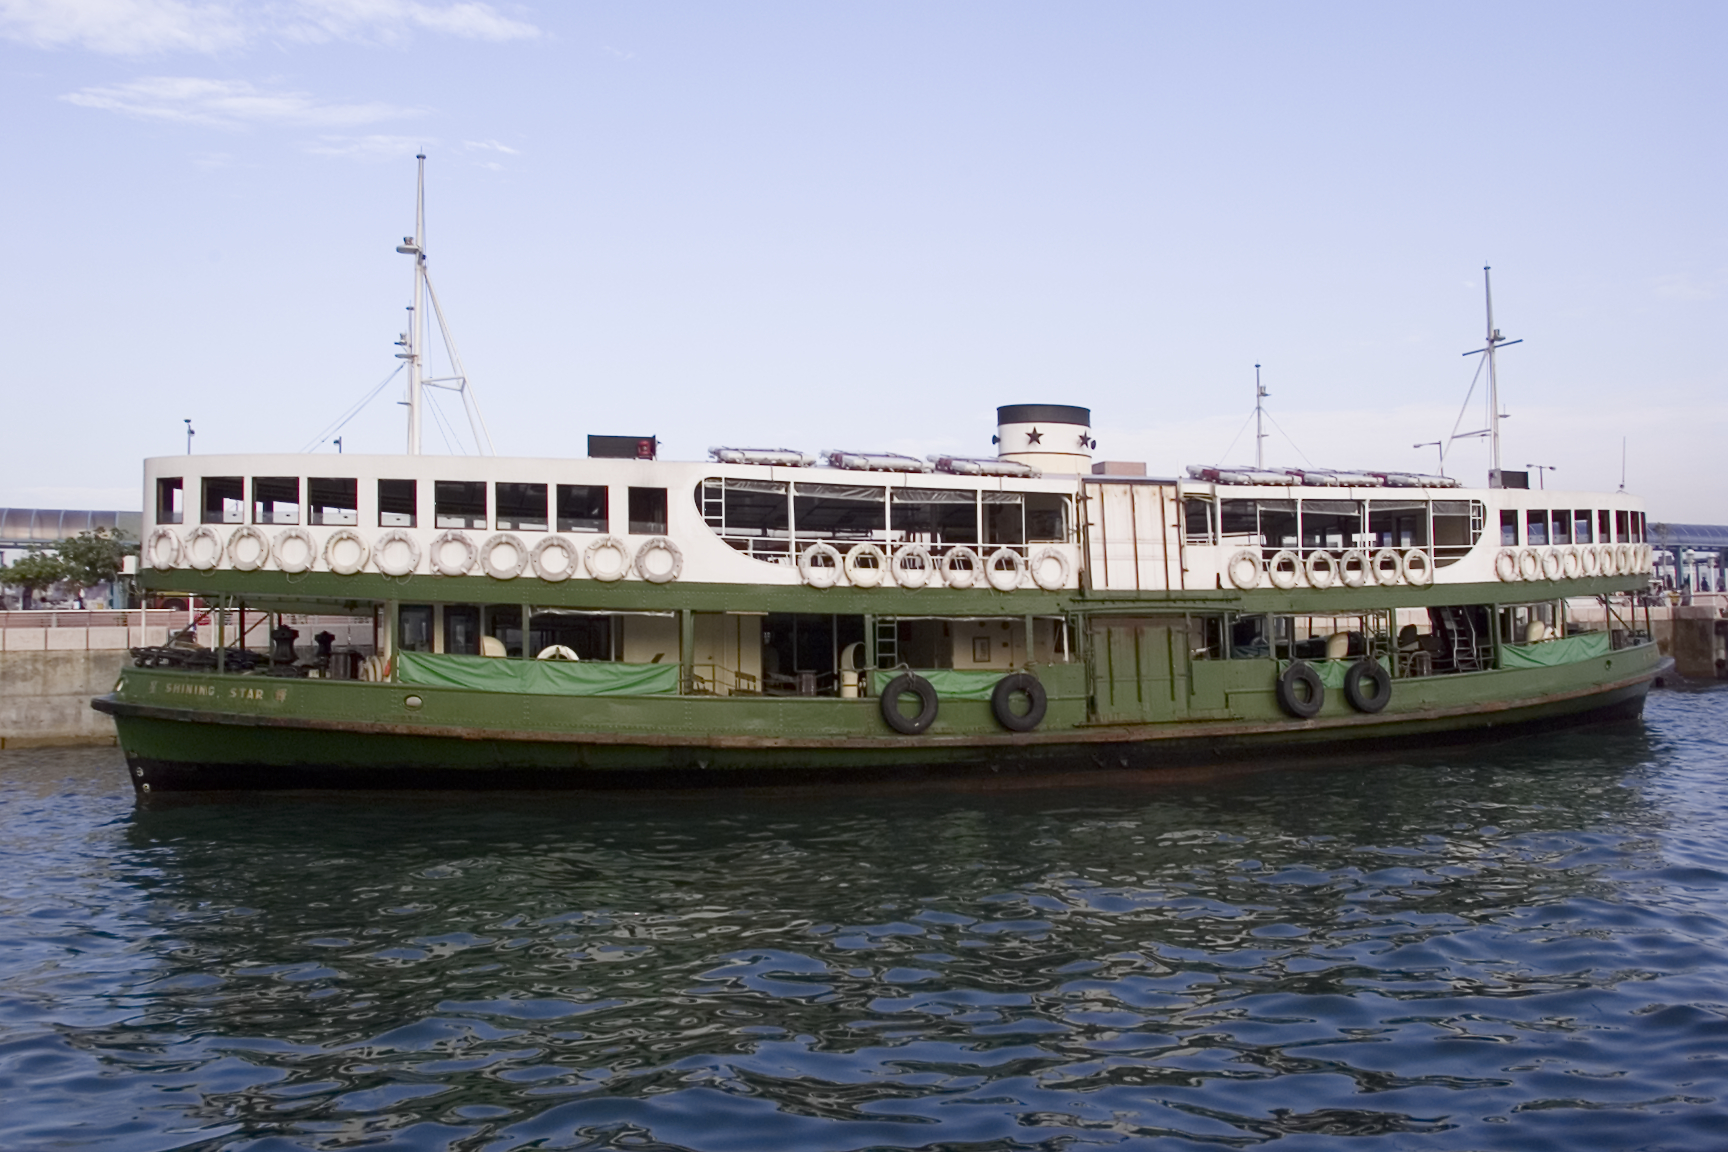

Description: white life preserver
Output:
[1267,549,1302,591]
[941,546,982,589]
[1402,548,1433,587]
[1593,544,1612,575]
[1495,548,1521,582]
[536,644,579,661]
[1338,549,1370,589]
[532,536,580,582]
[324,529,369,576]
[1517,547,1541,581]
[358,654,389,682]
[1304,550,1338,590]
[184,525,223,571]
[844,543,888,588]
[374,529,421,577]
[985,547,1026,592]
[481,533,529,580]
[1226,548,1263,590]
[1540,548,1563,581]
[430,530,478,577]
[272,527,316,574]
[1639,543,1654,572]
[1030,547,1070,591]
[1560,547,1582,580]
[585,535,631,582]
[1615,543,1634,575]
[1580,544,1601,577]
[227,525,270,572]
[799,542,843,588]
[893,543,934,589]
[635,536,683,584]
[145,526,182,571]
[1371,547,1404,587]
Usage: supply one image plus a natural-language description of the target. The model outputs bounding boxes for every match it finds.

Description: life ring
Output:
[1560,547,1582,579]
[990,672,1047,732]
[1613,543,1632,575]
[184,526,223,571]
[1402,549,1433,587]
[1517,547,1541,581]
[1226,549,1263,590]
[536,644,579,661]
[635,536,683,584]
[1267,549,1302,590]
[1639,543,1654,572]
[481,533,529,580]
[358,654,390,682]
[532,536,580,582]
[227,525,270,572]
[892,544,934,589]
[1595,544,1614,575]
[144,526,182,571]
[323,529,369,576]
[585,535,631,582]
[844,543,888,588]
[985,547,1026,592]
[879,672,938,734]
[1540,548,1563,581]
[941,547,982,589]
[1343,659,1391,713]
[1580,545,1601,577]
[1371,547,1404,586]
[1276,661,1324,719]
[1304,550,1338,590]
[273,527,316,574]
[374,529,421,577]
[1338,549,1370,589]
[1495,548,1521,582]
[1030,547,1070,591]
[798,542,843,589]
[430,530,478,577]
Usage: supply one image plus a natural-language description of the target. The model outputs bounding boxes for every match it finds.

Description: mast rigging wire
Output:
[298,364,404,453]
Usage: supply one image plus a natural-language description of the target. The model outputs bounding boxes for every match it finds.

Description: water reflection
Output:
[4,695,1728,1150]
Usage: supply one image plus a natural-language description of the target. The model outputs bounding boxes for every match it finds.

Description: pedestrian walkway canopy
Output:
[0,509,141,551]
[1649,523,1728,550]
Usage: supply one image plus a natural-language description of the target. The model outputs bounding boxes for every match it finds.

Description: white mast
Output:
[395,154,427,455]
[1254,363,1267,469]
[1461,265,1521,487]
[392,153,494,456]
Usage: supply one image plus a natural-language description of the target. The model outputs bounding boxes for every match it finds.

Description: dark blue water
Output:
[4,688,1727,1151]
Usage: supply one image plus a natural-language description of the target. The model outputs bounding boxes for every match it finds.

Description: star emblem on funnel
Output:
[1026,428,1043,445]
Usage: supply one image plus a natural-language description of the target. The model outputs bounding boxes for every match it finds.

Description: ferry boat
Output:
[92,171,1664,792]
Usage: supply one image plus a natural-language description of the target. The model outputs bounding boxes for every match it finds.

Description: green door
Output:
[1089,617,1188,723]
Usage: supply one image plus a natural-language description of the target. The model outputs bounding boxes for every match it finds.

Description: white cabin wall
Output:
[950,619,1024,670]
[692,612,764,693]
[621,615,679,665]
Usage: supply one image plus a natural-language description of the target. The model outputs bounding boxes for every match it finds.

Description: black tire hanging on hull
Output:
[1276,661,1325,719]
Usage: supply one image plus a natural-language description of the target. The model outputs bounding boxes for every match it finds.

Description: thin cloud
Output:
[306,133,435,160]
[62,76,422,128]
[463,138,518,154]
[0,0,537,56]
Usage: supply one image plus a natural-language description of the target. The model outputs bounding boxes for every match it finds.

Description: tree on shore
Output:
[1,549,68,609]
[57,527,135,591]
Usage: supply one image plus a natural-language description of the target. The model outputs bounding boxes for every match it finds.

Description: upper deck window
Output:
[1550,510,1571,546]
[557,485,609,533]
[796,484,885,542]
[1597,509,1611,542]
[202,477,244,524]
[1432,500,1483,567]
[1525,510,1549,546]
[252,476,300,525]
[983,492,1025,546]
[435,481,487,530]
[496,483,548,532]
[1304,500,1365,551]
[1027,493,1068,543]
[1574,510,1594,544]
[379,479,417,527]
[1615,509,1629,543]
[1183,497,1214,545]
[891,488,976,545]
[628,487,667,535]
[1501,509,1519,546]
[1369,500,1425,549]
[155,477,183,525]
[309,478,358,526]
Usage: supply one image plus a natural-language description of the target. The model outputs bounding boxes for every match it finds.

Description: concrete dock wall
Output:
[0,648,130,748]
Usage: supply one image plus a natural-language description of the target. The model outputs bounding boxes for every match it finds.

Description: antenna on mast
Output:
[1254,363,1267,470]
[1461,265,1522,487]
[393,153,494,456]
[1619,437,1627,491]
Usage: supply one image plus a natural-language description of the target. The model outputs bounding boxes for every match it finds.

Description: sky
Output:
[1,1,1723,520]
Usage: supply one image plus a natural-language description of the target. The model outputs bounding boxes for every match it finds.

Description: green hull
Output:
[95,640,1662,792]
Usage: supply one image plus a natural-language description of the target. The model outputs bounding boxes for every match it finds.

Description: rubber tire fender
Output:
[1276,660,1325,719]
[879,672,939,735]
[1343,659,1391,714]
[990,672,1047,732]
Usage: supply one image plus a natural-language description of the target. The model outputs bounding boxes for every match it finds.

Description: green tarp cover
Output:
[397,652,679,696]
[1280,656,1389,689]
[871,669,1007,701]
[1498,630,1611,670]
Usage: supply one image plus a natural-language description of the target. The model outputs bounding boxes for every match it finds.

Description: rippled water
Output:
[4,689,1728,1150]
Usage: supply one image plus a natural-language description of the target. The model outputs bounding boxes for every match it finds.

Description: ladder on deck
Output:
[875,617,898,670]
